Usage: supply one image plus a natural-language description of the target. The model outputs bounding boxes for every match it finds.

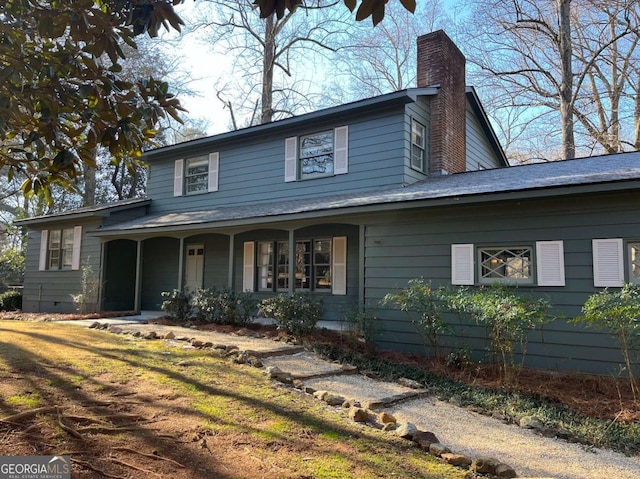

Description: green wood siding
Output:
[22,219,102,313]
[146,108,407,214]
[362,191,640,375]
[141,237,180,310]
[466,102,504,170]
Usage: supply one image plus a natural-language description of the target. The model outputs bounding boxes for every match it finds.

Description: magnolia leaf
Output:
[399,0,416,13]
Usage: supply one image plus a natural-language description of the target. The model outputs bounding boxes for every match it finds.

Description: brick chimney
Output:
[417,30,466,175]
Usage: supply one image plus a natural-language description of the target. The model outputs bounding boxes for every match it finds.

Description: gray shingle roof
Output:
[93,152,640,236]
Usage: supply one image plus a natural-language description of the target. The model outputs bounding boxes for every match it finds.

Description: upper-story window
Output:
[285,126,349,182]
[185,156,209,194]
[173,153,219,197]
[300,131,334,179]
[411,119,426,171]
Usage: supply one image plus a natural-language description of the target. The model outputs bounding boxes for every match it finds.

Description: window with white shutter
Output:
[593,238,624,287]
[208,152,219,192]
[451,244,474,285]
[173,159,183,197]
[243,242,255,292]
[332,236,347,295]
[536,240,565,286]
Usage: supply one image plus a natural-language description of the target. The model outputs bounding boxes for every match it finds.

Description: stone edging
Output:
[91,322,522,479]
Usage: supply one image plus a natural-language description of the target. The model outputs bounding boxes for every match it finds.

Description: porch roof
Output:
[91,152,640,237]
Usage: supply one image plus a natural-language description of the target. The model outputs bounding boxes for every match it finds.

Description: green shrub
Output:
[192,287,257,326]
[343,306,381,345]
[0,248,24,289]
[70,264,101,313]
[0,289,22,311]
[259,292,323,335]
[446,284,552,382]
[161,289,193,322]
[383,279,451,358]
[574,283,640,399]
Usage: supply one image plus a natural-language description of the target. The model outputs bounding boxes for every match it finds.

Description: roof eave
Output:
[14,199,152,226]
[143,88,440,160]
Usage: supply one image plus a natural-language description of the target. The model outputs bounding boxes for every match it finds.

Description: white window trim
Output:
[593,238,624,287]
[536,240,565,286]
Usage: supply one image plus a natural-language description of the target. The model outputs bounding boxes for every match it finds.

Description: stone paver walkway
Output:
[60,315,640,479]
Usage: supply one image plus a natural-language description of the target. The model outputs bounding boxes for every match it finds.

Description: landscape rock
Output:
[191,340,204,348]
[519,415,543,430]
[108,326,122,334]
[412,430,439,450]
[382,422,398,432]
[304,385,316,395]
[495,463,517,478]
[348,407,369,423]
[163,331,176,340]
[324,394,346,406]
[429,443,451,457]
[472,457,500,475]
[394,422,418,439]
[378,412,396,424]
[313,390,329,401]
[398,377,423,389]
[441,453,472,468]
[89,322,100,329]
[143,331,157,339]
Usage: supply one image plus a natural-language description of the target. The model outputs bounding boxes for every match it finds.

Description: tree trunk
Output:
[261,14,276,124]
[558,0,575,159]
[82,151,97,206]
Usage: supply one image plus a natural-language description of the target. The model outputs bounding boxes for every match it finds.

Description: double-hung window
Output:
[294,239,332,291]
[285,127,349,182]
[185,156,209,194]
[39,227,83,271]
[173,153,219,196]
[300,132,334,179]
[411,119,426,171]
[257,241,290,291]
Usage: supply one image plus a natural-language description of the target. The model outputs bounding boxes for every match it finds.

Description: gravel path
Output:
[388,396,640,479]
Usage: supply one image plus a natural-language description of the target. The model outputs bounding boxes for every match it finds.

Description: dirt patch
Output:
[0,321,463,479]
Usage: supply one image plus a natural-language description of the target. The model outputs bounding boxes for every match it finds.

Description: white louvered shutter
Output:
[284,137,297,182]
[173,159,184,197]
[71,226,82,271]
[333,126,349,175]
[208,152,219,192]
[332,236,347,295]
[243,242,255,292]
[592,238,624,287]
[39,230,49,271]
[536,240,565,286]
[451,244,474,285]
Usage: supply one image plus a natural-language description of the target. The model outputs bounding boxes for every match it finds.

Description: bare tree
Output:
[463,0,638,161]
[336,0,450,99]
[192,0,350,127]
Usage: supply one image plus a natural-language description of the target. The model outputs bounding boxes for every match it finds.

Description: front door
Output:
[184,243,204,291]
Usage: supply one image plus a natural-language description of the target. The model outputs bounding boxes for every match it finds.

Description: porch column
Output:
[228,234,235,289]
[288,230,295,293]
[359,224,365,312]
[177,237,185,290]
[98,240,106,311]
[134,240,143,313]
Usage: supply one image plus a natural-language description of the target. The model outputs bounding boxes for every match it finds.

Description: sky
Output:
[162,0,468,137]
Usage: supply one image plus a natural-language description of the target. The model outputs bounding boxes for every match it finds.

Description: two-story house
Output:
[17,31,640,375]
